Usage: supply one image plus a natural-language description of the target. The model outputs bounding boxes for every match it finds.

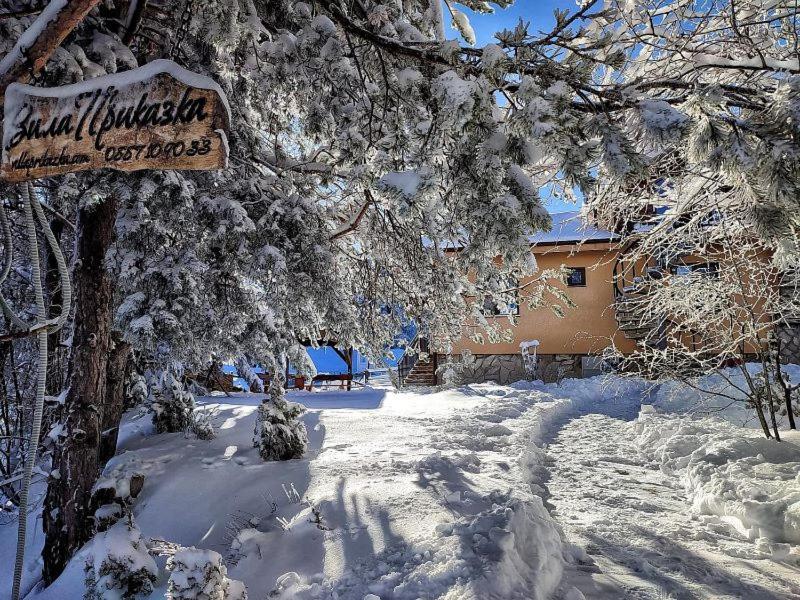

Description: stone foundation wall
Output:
[537,354,583,382]
[441,353,526,385]
[439,353,587,385]
[776,323,800,364]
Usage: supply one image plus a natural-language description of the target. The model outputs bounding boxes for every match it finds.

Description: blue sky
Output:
[445,0,583,214]
[455,0,579,45]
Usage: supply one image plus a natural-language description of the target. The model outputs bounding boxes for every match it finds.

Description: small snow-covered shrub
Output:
[438,351,475,387]
[91,470,146,531]
[151,372,195,434]
[253,400,307,461]
[438,360,460,388]
[84,519,157,600]
[253,377,307,461]
[189,406,217,440]
[166,547,247,600]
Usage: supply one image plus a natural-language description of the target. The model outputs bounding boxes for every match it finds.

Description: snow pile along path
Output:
[634,409,800,547]
[548,407,800,600]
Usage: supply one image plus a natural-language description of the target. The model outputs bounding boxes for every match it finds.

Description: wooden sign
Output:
[1,60,230,182]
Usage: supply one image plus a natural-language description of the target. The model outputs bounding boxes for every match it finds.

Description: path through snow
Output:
[274,383,569,599]
[5,376,798,600]
[549,411,800,599]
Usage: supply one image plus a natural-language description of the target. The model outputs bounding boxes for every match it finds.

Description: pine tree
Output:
[252,357,308,461]
[1,0,798,585]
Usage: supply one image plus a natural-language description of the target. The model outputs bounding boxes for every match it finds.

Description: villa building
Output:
[399,211,800,386]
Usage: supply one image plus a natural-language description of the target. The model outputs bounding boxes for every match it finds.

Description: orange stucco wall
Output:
[450,243,637,356]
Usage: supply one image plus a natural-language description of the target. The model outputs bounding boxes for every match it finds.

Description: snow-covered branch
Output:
[0,0,101,103]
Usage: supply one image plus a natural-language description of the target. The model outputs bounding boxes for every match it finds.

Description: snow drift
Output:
[634,410,800,545]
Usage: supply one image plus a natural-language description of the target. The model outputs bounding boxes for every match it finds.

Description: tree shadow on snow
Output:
[413,455,491,516]
[580,527,791,600]
[321,469,518,596]
[317,476,407,577]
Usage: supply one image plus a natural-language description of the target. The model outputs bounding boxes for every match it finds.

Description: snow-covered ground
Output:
[550,413,800,599]
[1,373,799,599]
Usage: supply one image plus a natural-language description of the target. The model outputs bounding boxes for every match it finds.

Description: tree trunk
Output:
[740,364,772,439]
[754,402,772,439]
[762,360,782,442]
[772,340,797,431]
[42,197,118,584]
[774,364,797,431]
[0,341,19,506]
[768,393,782,442]
[785,390,797,430]
[98,332,130,466]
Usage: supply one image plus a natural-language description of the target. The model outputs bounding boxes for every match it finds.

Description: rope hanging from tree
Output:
[0,182,72,600]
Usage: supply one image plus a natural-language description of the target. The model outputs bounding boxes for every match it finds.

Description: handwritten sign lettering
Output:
[1,60,230,182]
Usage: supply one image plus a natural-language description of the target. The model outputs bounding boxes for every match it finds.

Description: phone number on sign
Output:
[104,138,213,162]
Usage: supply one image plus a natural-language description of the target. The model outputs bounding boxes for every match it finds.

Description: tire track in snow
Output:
[547,413,800,600]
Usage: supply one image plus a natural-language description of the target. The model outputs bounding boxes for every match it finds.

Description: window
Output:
[566,267,587,287]
[669,262,719,277]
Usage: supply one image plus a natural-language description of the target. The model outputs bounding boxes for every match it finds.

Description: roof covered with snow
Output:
[427,210,618,250]
[529,211,618,246]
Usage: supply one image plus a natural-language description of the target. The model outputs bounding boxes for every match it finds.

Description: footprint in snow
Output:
[476,413,505,423]
[483,424,513,437]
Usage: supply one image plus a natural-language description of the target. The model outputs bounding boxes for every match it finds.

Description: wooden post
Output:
[347,347,353,391]
[330,344,352,391]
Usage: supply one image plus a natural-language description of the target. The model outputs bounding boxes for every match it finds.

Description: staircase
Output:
[612,239,665,347]
[397,336,438,387]
[402,357,437,386]
[614,294,662,344]
[779,269,800,322]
